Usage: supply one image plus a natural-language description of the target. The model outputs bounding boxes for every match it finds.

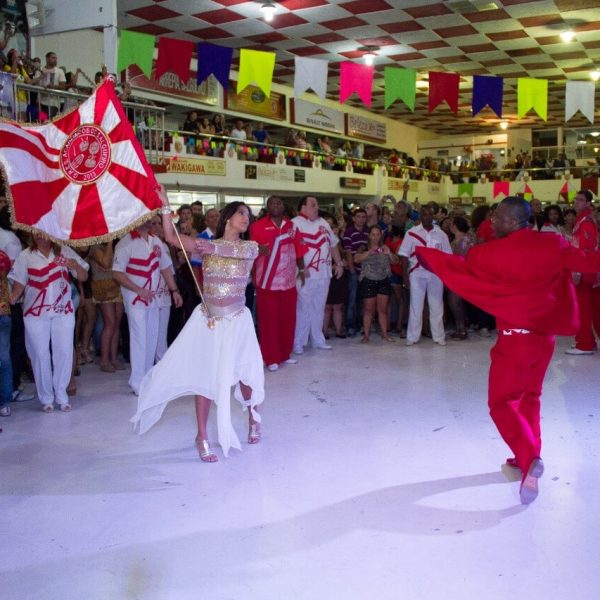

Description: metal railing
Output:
[8,80,166,164]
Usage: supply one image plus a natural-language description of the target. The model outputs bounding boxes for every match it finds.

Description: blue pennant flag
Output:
[197,43,233,89]
[472,75,503,118]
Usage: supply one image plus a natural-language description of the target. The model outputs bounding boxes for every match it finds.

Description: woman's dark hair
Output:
[452,216,470,233]
[470,205,491,230]
[215,202,249,239]
[564,208,576,218]
[368,225,384,247]
[543,204,564,226]
[390,225,403,238]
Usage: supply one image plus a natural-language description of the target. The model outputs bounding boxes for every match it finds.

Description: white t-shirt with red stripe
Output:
[291,214,338,280]
[398,224,451,273]
[113,232,173,309]
[9,246,89,318]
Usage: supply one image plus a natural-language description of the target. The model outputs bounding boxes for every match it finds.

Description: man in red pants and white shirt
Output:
[566,189,599,355]
[417,196,600,504]
[113,221,182,395]
[250,196,306,372]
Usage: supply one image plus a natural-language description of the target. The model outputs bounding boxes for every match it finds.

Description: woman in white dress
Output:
[131,188,263,462]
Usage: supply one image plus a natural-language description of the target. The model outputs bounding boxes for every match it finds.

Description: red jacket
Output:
[416,228,600,335]
[572,207,598,285]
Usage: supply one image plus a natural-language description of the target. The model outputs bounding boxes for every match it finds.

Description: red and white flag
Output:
[0,80,161,245]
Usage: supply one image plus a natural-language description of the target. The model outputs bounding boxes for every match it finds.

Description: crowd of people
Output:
[1,183,598,423]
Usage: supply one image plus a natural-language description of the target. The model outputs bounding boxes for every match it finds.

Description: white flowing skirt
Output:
[131,305,264,457]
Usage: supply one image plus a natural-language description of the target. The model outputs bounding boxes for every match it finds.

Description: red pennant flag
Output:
[0,80,161,245]
[493,181,510,199]
[523,183,533,201]
[428,71,460,114]
[155,37,194,84]
[581,176,598,197]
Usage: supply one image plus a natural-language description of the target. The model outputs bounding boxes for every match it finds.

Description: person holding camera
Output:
[353,225,399,343]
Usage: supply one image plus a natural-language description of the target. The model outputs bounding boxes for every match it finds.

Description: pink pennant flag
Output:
[493,181,510,199]
[339,62,374,107]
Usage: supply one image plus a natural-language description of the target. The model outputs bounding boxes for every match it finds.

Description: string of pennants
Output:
[117,30,596,124]
[454,180,577,203]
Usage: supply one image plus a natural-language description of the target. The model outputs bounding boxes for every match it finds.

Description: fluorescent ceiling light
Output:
[560,30,575,43]
[260,1,276,22]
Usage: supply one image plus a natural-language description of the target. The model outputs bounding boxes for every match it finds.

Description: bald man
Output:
[417,196,600,505]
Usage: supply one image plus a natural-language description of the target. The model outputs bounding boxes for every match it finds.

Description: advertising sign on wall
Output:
[128,65,220,106]
[291,99,345,134]
[226,84,286,121]
[346,114,387,143]
[162,157,226,176]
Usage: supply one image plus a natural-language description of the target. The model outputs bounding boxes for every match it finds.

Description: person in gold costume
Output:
[131,188,263,462]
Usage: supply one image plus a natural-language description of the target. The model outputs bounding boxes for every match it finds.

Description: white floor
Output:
[1,333,599,600]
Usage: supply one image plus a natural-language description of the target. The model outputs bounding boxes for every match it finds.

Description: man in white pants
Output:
[398,205,452,346]
[292,195,344,353]
[113,221,181,395]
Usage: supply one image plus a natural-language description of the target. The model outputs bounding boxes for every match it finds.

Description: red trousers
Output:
[488,324,555,472]
[256,286,297,366]
[574,282,600,351]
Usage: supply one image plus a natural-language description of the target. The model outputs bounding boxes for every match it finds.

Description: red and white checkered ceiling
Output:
[118,0,600,135]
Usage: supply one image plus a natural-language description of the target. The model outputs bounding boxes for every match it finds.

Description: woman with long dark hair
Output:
[131,190,263,462]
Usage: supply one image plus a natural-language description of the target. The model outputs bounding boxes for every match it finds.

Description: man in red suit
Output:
[250,196,306,371]
[566,189,599,355]
[417,196,600,504]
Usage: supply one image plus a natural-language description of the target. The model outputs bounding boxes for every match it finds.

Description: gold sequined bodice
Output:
[200,239,258,318]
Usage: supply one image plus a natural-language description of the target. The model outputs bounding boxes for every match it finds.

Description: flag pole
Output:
[167,217,216,329]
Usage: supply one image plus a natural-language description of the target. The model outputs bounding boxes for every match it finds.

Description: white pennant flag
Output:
[294,56,328,99]
[565,80,595,124]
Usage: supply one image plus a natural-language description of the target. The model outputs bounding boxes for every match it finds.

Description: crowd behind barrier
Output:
[1,181,599,427]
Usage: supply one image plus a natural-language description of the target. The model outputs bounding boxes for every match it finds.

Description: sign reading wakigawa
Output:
[346,114,387,143]
[162,157,226,176]
[291,99,345,134]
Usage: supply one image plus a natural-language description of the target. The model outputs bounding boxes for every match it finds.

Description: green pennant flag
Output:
[517,77,548,121]
[458,182,473,197]
[117,30,155,78]
[384,67,416,111]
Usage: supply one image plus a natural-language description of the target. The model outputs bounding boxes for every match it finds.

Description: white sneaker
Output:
[283,358,298,364]
[293,346,304,355]
[435,339,447,346]
[12,390,35,402]
[565,348,594,355]
[267,363,279,372]
[0,406,11,417]
[406,340,418,346]
[314,344,332,350]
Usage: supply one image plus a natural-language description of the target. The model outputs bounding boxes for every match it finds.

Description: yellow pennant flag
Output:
[518,78,548,121]
[237,49,276,97]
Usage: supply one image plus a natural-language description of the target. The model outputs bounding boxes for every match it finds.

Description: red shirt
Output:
[417,227,600,336]
[385,237,403,275]
[476,218,495,243]
[250,216,306,291]
[572,207,598,284]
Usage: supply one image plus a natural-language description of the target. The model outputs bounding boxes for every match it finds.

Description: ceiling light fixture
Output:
[357,45,379,66]
[560,30,575,43]
[590,69,600,81]
[260,1,276,22]
[500,121,509,130]
[590,131,600,137]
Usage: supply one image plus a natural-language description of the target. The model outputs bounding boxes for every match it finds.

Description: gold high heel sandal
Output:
[196,439,218,462]
[248,423,262,444]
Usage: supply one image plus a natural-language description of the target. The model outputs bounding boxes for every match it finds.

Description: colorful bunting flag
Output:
[493,181,510,199]
[384,67,416,110]
[294,56,328,99]
[237,49,276,97]
[523,183,534,201]
[429,71,460,114]
[565,81,595,124]
[155,37,194,84]
[472,75,503,118]
[518,78,548,121]
[559,181,576,203]
[197,43,233,89]
[458,182,473,197]
[340,62,374,107]
[117,30,155,78]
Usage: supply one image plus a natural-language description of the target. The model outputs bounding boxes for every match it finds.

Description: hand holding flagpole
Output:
[156,185,216,328]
